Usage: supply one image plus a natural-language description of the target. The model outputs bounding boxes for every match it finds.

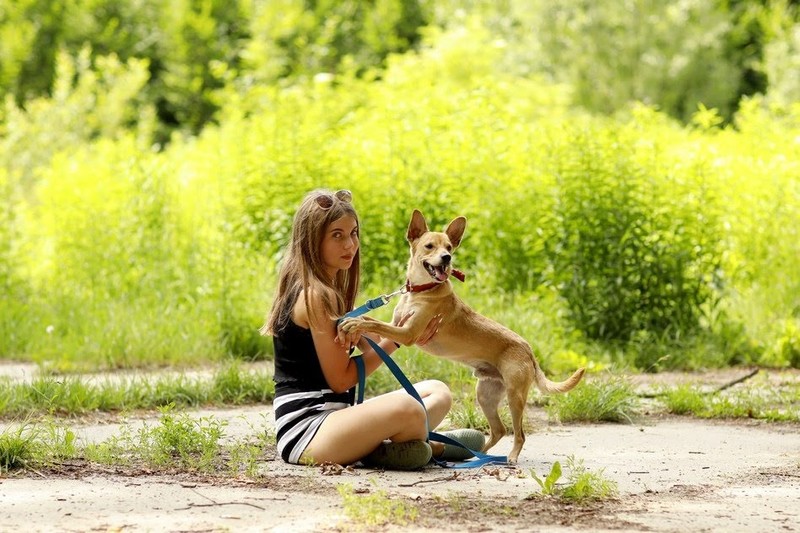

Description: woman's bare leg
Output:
[300,380,451,465]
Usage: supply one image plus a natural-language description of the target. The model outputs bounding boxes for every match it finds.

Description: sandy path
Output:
[2,402,799,532]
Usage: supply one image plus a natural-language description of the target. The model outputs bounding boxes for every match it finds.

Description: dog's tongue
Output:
[433,266,448,282]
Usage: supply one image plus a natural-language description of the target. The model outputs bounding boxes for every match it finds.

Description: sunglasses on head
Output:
[314,189,353,209]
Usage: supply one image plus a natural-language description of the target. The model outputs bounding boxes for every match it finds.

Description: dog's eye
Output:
[425,243,434,250]
[446,245,452,251]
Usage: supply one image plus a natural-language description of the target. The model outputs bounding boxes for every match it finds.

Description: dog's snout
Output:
[441,253,451,265]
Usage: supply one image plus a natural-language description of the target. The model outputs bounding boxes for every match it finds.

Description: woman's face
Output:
[321,215,359,279]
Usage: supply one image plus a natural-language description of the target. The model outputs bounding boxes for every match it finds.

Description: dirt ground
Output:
[1,365,799,532]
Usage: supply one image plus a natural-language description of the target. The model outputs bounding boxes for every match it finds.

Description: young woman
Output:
[261,188,483,469]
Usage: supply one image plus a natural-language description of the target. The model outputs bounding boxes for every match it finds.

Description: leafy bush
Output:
[550,117,724,341]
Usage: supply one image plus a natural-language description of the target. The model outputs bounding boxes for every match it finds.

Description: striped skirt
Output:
[273,388,353,464]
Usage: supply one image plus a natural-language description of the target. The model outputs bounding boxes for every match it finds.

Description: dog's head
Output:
[405,209,466,286]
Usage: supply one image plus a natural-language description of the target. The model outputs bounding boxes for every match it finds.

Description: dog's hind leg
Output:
[504,381,529,463]
[501,354,534,463]
[475,374,506,454]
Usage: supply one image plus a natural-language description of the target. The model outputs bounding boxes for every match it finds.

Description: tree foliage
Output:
[0,0,430,140]
[2,1,800,138]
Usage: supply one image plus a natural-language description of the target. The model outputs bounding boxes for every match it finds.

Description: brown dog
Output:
[339,210,585,462]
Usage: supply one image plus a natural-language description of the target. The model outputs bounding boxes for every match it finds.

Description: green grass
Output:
[85,406,226,471]
[444,389,512,433]
[560,456,619,502]
[4,358,794,429]
[529,456,618,502]
[0,422,79,471]
[547,375,640,423]
[0,362,274,419]
[1,409,276,476]
[338,483,419,528]
[0,426,41,471]
[144,407,226,470]
[659,383,799,422]
[660,384,708,415]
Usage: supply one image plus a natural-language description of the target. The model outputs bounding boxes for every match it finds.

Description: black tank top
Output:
[272,320,355,403]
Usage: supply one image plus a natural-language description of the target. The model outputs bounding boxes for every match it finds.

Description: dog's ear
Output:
[445,216,467,249]
[407,209,428,242]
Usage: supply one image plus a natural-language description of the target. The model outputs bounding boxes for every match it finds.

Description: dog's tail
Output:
[534,366,586,394]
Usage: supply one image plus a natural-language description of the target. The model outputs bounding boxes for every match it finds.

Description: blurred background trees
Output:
[2,0,798,142]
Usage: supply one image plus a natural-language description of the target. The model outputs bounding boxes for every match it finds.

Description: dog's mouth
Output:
[424,261,450,282]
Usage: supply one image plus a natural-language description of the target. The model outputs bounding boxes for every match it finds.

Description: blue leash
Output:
[339,294,508,469]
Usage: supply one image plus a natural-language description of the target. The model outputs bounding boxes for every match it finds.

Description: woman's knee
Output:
[420,379,452,409]
[391,394,428,425]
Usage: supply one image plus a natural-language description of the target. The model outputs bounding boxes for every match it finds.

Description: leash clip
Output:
[380,286,407,304]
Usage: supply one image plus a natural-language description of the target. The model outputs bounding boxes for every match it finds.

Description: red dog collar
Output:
[405,269,465,293]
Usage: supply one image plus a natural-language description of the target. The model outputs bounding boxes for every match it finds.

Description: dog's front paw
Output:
[338,316,366,335]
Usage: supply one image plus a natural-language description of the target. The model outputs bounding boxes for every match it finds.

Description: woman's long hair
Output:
[261,189,360,335]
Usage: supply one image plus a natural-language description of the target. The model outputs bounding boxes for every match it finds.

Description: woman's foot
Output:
[361,440,432,470]
[434,429,486,461]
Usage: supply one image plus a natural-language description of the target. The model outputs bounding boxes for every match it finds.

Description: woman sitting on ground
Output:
[261,188,484,469]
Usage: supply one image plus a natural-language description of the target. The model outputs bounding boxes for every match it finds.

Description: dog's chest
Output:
[393,295,420,319]
[394,293,446,319]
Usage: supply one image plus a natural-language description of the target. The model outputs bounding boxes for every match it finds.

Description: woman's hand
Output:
[417,313,443,345]
[335,321,361,353]
[395,311,443,346]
